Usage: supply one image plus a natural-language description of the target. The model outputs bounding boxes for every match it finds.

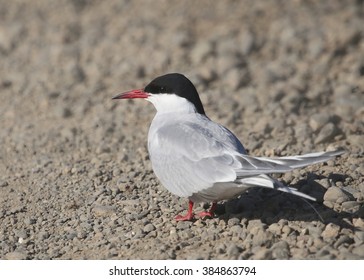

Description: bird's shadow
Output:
[210,172,362,230]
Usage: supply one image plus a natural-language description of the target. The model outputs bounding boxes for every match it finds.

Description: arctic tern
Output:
[113,73,344,221]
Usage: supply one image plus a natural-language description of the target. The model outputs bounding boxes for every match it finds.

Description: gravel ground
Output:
[0,0,363,260]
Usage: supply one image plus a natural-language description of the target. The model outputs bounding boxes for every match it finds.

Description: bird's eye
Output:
[160,86,165,92]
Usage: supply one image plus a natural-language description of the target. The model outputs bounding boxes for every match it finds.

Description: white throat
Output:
[147,93,197,114]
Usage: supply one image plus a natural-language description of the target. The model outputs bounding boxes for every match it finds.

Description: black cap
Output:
[144,73,205,115]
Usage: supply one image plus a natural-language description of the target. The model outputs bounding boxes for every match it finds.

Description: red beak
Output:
[112,89,149,99]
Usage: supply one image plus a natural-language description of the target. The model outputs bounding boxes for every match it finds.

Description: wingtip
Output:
[328,148,346,156]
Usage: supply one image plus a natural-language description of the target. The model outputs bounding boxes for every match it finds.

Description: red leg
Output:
[196,202,217,218]
[175,200,194,221]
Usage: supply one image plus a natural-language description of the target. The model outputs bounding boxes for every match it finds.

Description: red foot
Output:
[175,212,194,221]
[174,201,218,221]
[196,202,217,219]
[175,200,194,221]
[196,211,214,218]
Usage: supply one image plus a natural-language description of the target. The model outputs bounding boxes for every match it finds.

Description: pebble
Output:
[352,244,364,257]
[227,217,240,226]
[24,217,36,225]
[268,223,282,235]
[239,30,255,55]
[92,205,117,217]
[143,223,156,233]
[252,229,271,247]
[0,180,8,188]
[271,241,290,259]
[309,113,331,132]
[5,251,27,260]
[0,26,13,52]
[321,223,340,239]
[316,247,333,258]
[176,221,192,230]
[254,247,272,259]
[215,243,226,254]
[230,225,243,234]
[307,224,324,238]
[56,106,73,119]
[341,201,361,213]
[323,187,350,203]
[314,122,338,144]
[334,235,353,248]
[354,231,364,243]
[226,244,241,258]
[294,123,311,141]
[190,41,213,64]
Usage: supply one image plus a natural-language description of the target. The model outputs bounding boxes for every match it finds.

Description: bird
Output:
[113,73,344,221]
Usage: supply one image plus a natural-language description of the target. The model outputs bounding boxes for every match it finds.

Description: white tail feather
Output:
[237,174,316,201]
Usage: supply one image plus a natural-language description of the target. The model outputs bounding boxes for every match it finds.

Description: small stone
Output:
[96,144,111,154]
[190,41,213,64]
[143,223,155,233]
[254,248,272,259]
[14,229,28,239]
[334,235,353,248]
[227,217,240,226]
[0,180,8,188]
[230,225,243,234]
[24,217,36,225]
[282,225,291,235]
[271,241,290,259]
[57,106,73,118]
[227,244,241,257]
[89,169,102,178]
[334,84,351,99]
[316,178,331,189]
[67,232,77,240]
[5,251,27,260]
[252,229,271,247]
[117,174,128,184]
[314,122,338,144]
[347,135,363,147]
[316,247,333,258]
[323,187,350,203]
[308,38,324,58]
[225,68,249,90]
[215,243,226,254]
[294,123,312,141]
[353,218,364,230]
[309,113,331,132]
[176,221,192,230]
[321,223,340,239]
[352,244,364,257]
[354,231,364,243]
[38,231,50,240]
[268,223,282,235]
[0,27,13,53]
[323,200,334,209]
[341,201,361,213]
[239,30,255,55]
[307,225,323,238]
[92,205,117,217]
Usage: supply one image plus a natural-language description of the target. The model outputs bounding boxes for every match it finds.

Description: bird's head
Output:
[113,73,205,115]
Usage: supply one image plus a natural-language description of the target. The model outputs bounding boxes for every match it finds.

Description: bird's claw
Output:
[196,211,214,219]
[175,213,194,221]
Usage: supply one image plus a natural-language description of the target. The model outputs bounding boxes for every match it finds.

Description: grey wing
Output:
[148,118,245,198]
